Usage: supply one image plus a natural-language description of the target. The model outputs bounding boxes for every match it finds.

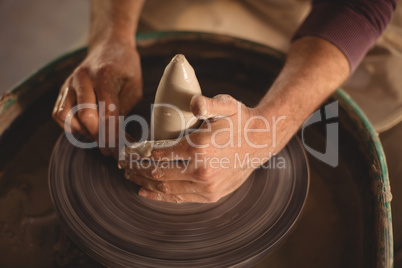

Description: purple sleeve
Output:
[292,0,397,72]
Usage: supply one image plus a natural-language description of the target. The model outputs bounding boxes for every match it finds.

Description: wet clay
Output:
[151,54,202,140]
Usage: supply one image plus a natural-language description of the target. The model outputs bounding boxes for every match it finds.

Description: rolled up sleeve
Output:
[293,0,397,72]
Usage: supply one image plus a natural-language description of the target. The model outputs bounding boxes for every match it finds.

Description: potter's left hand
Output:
[121,94,287,203]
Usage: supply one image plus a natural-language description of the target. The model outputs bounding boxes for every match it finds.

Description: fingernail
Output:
[191,95,208,118]
[196,96,208,117]
[118,159,126,169]
[139,188,148,197]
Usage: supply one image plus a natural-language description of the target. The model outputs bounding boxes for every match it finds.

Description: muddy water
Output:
[0,36,375,267]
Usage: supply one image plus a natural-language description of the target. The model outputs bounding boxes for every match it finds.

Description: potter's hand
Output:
[121,36,350,203]
[52,40,143,155]
[121,94,287,203]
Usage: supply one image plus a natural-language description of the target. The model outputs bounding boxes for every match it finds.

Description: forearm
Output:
[258,0,396,152]
[256,36,349,151]
[89,0,146,48]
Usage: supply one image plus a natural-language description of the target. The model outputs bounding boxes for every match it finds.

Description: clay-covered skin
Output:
[151,54,202,140]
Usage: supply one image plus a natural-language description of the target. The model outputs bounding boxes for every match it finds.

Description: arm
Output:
[255,36,349,152]
[53,0,145,155]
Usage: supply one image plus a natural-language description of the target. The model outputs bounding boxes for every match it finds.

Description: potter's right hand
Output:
[52,39,143,155]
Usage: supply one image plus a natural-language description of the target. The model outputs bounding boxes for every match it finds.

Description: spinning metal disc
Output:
[49,134,309,267]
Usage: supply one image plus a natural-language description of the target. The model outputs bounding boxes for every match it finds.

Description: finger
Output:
[52,81,70,127]
[127,161,194,182]
[138,188,210,203]
[56,80,70,111]
[128,174,198,195]
[73,71,99,139]
[53,94,66,129]
[63,88,93,139]
[53,84,92,139]
[95,81,120,155]
[190,94,240,119]
[52,84,64,118]
[125,139,194,160]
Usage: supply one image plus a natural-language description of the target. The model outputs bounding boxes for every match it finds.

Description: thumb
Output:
[190,94,240,119]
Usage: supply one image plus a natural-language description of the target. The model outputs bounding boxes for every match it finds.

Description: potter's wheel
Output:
[49,133,309,267]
